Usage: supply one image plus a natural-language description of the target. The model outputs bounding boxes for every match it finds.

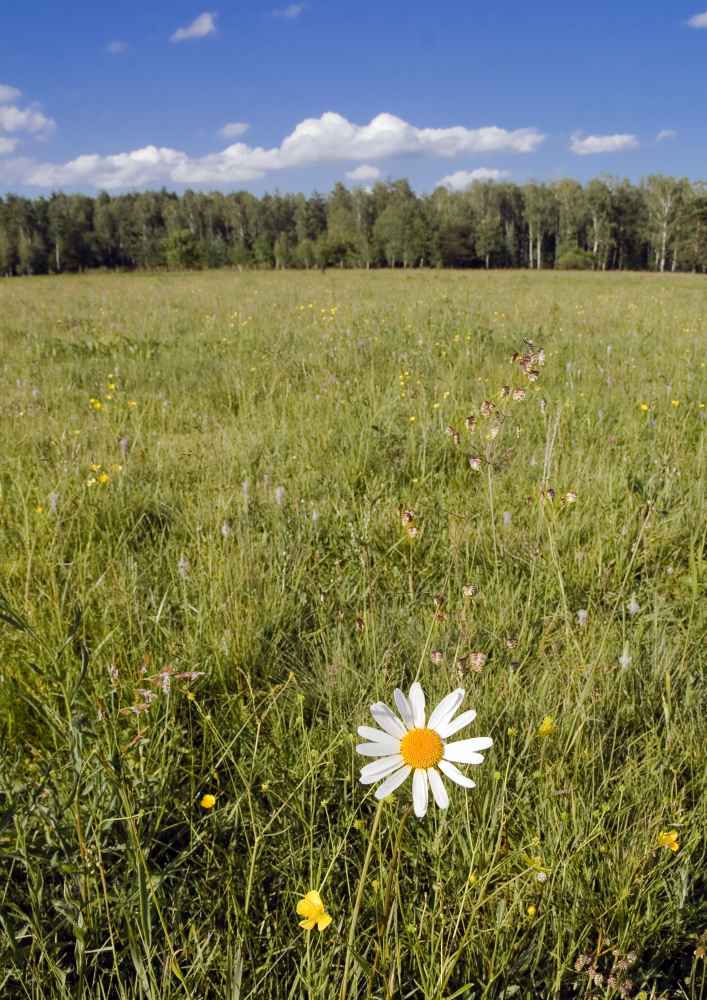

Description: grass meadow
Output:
[0,268,705,999]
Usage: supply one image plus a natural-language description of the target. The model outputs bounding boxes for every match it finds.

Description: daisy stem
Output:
[366,804,412,999]
[339,797,385,1000]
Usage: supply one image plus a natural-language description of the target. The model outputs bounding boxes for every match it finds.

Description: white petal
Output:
[427,768,449,809]
[428,688,465,730]
[437,709,477,739]
[438,759,476,788]
[370,702,407,738]
[394,688,414,729]
[443,736,492,764]
[409,682,426,728]
[374,765,411,799]
[356,740,401,757]
[359,755,403,784]
[412,768,428,817]
[357,725,394,743]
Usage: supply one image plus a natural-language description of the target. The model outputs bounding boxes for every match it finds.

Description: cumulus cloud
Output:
[0,105,55,137]
[0,137,19,155]
[656,129,677,142]
[107,40,129,54]
[170,12,216,43]
[438,167,509,190]
[273,4,305,17]
[569,131,638,155]
[219,121,250,139]
[687,10,707,26]
[22,111,544,190]
[0,84,22,104]
[345,164,381,182]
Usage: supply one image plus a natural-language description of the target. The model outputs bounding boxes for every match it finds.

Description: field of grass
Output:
[0,268,705,1000]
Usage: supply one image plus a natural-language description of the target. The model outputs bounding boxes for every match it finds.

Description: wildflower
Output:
[430,650,443,665]
[563,491,577,505]
[618,645,632,669]
[468,455,482,472]
[200,793,216,810]
[467,652,487,672]
[657,829,679,852]
[576,608,588,626]
[97,472,110,486]
[400,509,416,526]
[527,905,537,917]
[296,890,332,932]
[127,400,137,408]
[356,682,492,818]
[538,716,557,737]
[480,400,496,417]
[500,385,512,398]
[512,388,526,401]
[640,402,649,412]
[35,504,44,514]
[89,398,103,411]
[627,596,640,617]
[536,871,548,883]
[462,584,478,599]
[671,399,680,407]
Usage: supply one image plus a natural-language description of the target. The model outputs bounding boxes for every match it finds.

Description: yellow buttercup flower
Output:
[527,905,537,918]
[671,399,680,407]
[200,793,216,809]
[97,472,110,485]
[296,890,332,932]
[657,829,679,852]
[639,402,649,412]
[537,716,557,737]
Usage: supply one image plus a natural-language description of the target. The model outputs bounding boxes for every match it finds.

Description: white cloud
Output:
[170,12,216,43]
[107,40,129,54]
[22,112,544,190]
[438,167,509,190]
[656,129,677,142]
[569,131,638,155]
[345,164,381,182]
[0,105,55,137]
[219,121,250,139]
[273,4,305,17]
[687,10,707,27]
[0,137,19,155]
[0,84,22,104]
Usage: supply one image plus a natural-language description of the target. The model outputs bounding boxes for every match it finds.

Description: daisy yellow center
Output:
[400,727,443,769]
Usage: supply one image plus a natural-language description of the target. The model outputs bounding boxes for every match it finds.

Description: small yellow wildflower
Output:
[90,463,102,472]
[671,399,680,408]
[200,793,216,809]
[89,398,103,411]
[657,829,679,852]
[639,402,649,412]
[97,473,110,486]
[127,400,138,408]
[296,890,332,932]
[409,415,416,422]
[527,904,537,918]
[538,716,557,737]
[35,504,44,514]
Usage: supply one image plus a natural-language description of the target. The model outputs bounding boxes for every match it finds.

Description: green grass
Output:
[0,269,705,999]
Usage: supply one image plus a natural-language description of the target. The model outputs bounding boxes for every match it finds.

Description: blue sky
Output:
[1,1,706,195]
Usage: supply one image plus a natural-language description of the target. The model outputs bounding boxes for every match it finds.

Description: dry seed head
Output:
[465,414,477,431]
[469,455,482,471]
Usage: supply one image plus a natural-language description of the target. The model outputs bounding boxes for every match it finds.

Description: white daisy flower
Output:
[356,682,493,818]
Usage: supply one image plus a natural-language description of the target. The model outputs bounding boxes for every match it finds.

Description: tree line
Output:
[1,174,706,276]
